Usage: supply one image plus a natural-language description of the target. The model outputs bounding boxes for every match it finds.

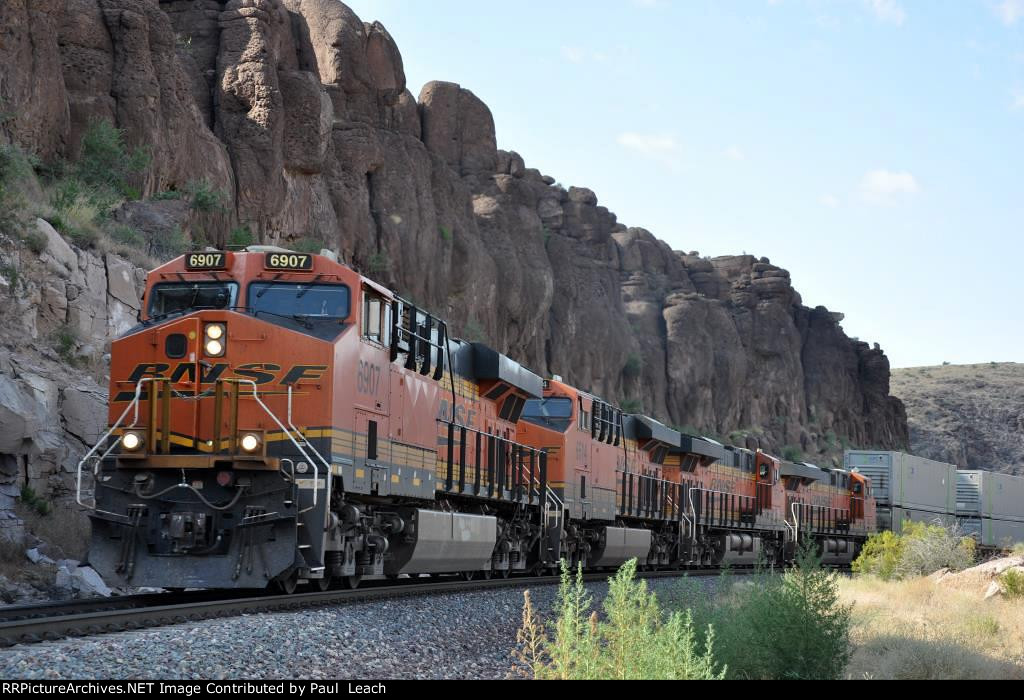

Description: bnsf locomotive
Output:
[78,248,878,592]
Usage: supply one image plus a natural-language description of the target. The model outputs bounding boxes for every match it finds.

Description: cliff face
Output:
[0,0,908,506]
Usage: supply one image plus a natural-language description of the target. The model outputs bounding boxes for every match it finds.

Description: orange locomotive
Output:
[81,248,552,591]
[79,248,877,591]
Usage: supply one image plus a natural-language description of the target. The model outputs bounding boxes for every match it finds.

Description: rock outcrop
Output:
[0,0,908,514]
[0,219,144,505]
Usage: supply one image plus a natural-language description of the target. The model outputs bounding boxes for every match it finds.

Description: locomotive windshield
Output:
[521,397,573,432]
[247,282,351,340]
[148,282,238,319]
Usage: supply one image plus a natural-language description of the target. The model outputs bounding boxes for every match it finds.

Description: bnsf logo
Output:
[112,362,326,402]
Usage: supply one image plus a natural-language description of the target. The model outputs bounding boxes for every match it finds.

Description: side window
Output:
[362,290,389,345]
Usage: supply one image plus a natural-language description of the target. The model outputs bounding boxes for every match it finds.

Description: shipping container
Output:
[956,470,1024,523]
[879,506,957,534]
[959,516,1024,549]
[844,450,956,520]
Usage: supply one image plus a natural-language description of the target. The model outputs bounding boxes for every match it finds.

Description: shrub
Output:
[853,521,975,580]
[999,569,1024,599]
[144,225,190,261]
[852,529,904,580]
[514,560,724,680]
[292,237,322,254]
[185,179,226,213]
[228,225,255,247]
[19,485,51,517]
[21,228,46,254]
[781,445,803,461]
[623,353,643,379]
[620,399,642,413]
[368,252,389,276]
[75,119,149,206]
[697,542,852,679]
[896,521,975,577]
[439,225,453,242]
[109,225,144,247]
[0,144,33,232]
[152,189,182,201]
[51,325,79,364]
[461,316,488,343]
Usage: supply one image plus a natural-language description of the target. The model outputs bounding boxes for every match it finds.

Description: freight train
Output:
[75,248,1013,592]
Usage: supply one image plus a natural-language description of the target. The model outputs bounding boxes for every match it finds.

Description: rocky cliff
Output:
[0,0,908,516]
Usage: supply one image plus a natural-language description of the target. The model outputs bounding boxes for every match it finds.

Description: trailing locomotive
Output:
[79,248,879,591]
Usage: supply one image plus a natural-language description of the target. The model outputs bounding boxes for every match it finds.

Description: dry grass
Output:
[14,501,91,560]
[841,576,1024,679]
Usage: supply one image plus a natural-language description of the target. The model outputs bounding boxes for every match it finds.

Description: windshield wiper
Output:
[251,309,314,330]
[296,275,324,299]
[143,305,222,326]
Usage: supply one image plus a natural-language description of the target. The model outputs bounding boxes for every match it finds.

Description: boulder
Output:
[71,566,112,597]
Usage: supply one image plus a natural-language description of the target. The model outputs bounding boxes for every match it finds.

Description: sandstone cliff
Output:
[0,0,908,514]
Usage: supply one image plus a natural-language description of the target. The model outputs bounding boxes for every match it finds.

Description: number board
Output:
[265,252,314,271]
[185,252,228,270]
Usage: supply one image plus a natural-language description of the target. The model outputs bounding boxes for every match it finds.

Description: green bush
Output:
[228,225,255,247]
[461,316,488,344]
[109,225,144,247]
[75,119,149,206]
[185,179,226,213]
[620,399,642,413]
[852,529,904,579]
[781,445,803,461]
[693,542,852,679]
[997,568,1024,598]
[51,325,79,364]
[19,484,51,517]
[292,237,323,254]
[623,353,643,379]
[367,251,389,276]
[514,560,724,680]
[853,521,975,580]
[146,225,190,260]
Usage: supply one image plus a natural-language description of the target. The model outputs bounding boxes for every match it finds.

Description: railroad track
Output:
[0,568,730,648]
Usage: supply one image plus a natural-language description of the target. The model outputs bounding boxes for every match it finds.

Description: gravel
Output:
[0,576,721,680]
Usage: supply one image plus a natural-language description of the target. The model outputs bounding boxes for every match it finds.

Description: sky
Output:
[343,0,1023,369]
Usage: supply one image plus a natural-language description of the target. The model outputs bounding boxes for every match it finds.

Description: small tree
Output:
[514,560,724,680]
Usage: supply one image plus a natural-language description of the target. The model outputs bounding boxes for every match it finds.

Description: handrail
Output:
[232,379,320,509]
[787,501,800,538]
[287,385,333,511]
[76,377,163,510]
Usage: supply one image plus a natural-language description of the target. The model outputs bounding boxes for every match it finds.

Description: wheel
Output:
[275,572,299,595]
[482,568,493,580]
[499,568,511,579]
[344,574,362,589]
[462,571,476,581]
[313,576,333,592]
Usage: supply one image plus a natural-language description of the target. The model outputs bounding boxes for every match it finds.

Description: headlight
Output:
[204,338,225,357]
[240,433,261,453]
[122,431,144,452]
[204,324,226,356]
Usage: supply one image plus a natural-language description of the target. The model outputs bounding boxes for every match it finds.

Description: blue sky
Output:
[344,0,1023,368]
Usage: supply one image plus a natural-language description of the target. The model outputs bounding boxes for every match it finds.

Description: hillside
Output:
[891,363,1024,475]
[0,0,908,509]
